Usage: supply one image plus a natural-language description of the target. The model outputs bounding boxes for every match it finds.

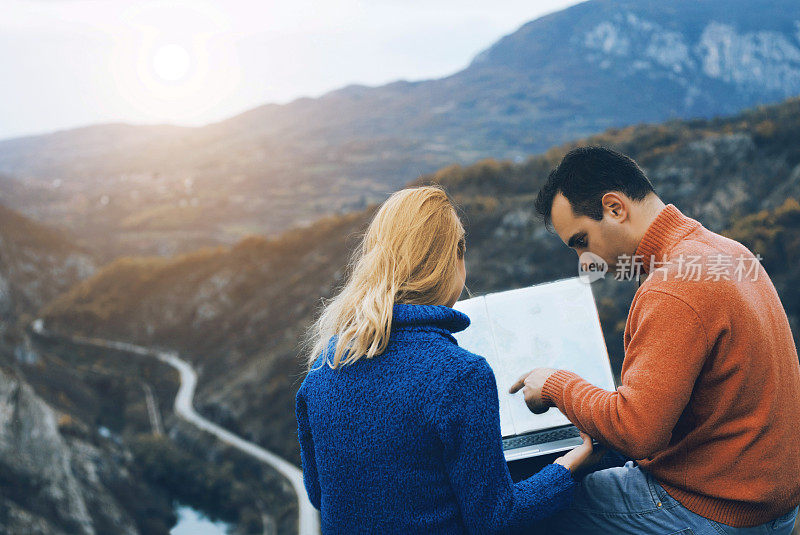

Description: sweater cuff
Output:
[541,369,581,408]
[551,459,579,482]
[549,460,578,482]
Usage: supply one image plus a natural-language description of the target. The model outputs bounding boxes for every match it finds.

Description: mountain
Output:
[0,363,177,534]
[37,214,367,464]
[0,202,299,533]
[0,205,183,533]
[0,202,96,322]
[2,0,800,262]
[37,95,800,472]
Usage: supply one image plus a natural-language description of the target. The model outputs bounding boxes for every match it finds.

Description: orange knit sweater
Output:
[542,203,800,527]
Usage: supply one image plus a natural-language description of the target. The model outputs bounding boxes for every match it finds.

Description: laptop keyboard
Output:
[502,426,581,451]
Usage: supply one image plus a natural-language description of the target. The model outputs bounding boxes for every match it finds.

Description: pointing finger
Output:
[508,372,528,394]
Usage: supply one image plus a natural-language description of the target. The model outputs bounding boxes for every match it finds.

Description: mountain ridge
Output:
[2,0,799,262]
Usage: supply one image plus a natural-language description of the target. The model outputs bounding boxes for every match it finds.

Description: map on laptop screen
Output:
[452,277,616,438]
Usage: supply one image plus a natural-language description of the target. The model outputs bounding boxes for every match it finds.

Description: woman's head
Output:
[304,185,466,370]
[364,185,466,307]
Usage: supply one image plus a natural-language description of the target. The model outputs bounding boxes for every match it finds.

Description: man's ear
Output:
[601,192,628,222]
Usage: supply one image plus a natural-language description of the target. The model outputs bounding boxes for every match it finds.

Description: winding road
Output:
[31,318,320,535]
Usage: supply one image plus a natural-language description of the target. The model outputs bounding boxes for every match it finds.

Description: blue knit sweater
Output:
[295,303,577,534]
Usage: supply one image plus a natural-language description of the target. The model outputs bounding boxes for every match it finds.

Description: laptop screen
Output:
[453,277,616,437]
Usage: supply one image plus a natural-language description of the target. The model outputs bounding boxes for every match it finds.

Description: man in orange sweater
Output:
[510,146,800,533]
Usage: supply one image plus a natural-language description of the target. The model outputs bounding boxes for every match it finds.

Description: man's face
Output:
[550,192,632,271]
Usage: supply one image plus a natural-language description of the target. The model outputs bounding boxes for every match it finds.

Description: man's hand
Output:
[508,367,558,414]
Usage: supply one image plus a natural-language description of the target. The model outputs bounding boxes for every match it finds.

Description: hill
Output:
[0,202,299,532]
[0,201,96,337]
[2,0,800,261]
[0,206,182,533]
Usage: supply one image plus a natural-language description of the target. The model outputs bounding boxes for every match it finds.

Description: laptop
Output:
[452,277,616,462]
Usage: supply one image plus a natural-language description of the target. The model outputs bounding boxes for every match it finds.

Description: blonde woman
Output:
[295,185,597,534]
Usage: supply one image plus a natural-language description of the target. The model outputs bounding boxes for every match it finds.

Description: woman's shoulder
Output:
[444,344,492,372]
[422,342,497,392]
[298,335,496,392]
[427,347,500,433]
[296,348,333,395]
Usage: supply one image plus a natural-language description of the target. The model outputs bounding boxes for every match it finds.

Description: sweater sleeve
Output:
[295,384,321,510]
[541,289,710,460]
[436,357,576,535]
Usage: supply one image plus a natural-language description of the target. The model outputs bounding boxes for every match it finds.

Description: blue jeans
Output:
[536,461,799,535]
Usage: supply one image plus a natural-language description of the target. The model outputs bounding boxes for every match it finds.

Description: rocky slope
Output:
[0,362,180,534]
[0,202,96,331]
[38,213,369,463]
[0,204,179,533]
[0,203,296,533]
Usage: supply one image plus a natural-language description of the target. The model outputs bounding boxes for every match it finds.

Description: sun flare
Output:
[152,44,191,82]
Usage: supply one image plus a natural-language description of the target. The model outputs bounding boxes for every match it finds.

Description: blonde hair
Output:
[303,185,466,370]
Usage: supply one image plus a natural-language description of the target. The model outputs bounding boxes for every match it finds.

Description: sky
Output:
[0,0,583,140]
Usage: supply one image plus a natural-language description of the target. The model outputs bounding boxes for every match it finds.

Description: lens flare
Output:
[152,44,191,82]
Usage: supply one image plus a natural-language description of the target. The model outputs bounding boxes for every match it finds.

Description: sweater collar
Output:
[634,203,701,274]
[390,303,470,341]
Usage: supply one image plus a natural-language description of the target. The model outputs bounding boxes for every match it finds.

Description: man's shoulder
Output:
[644,225,755,282]
[636,226,762,321]
[668,225,753,258]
